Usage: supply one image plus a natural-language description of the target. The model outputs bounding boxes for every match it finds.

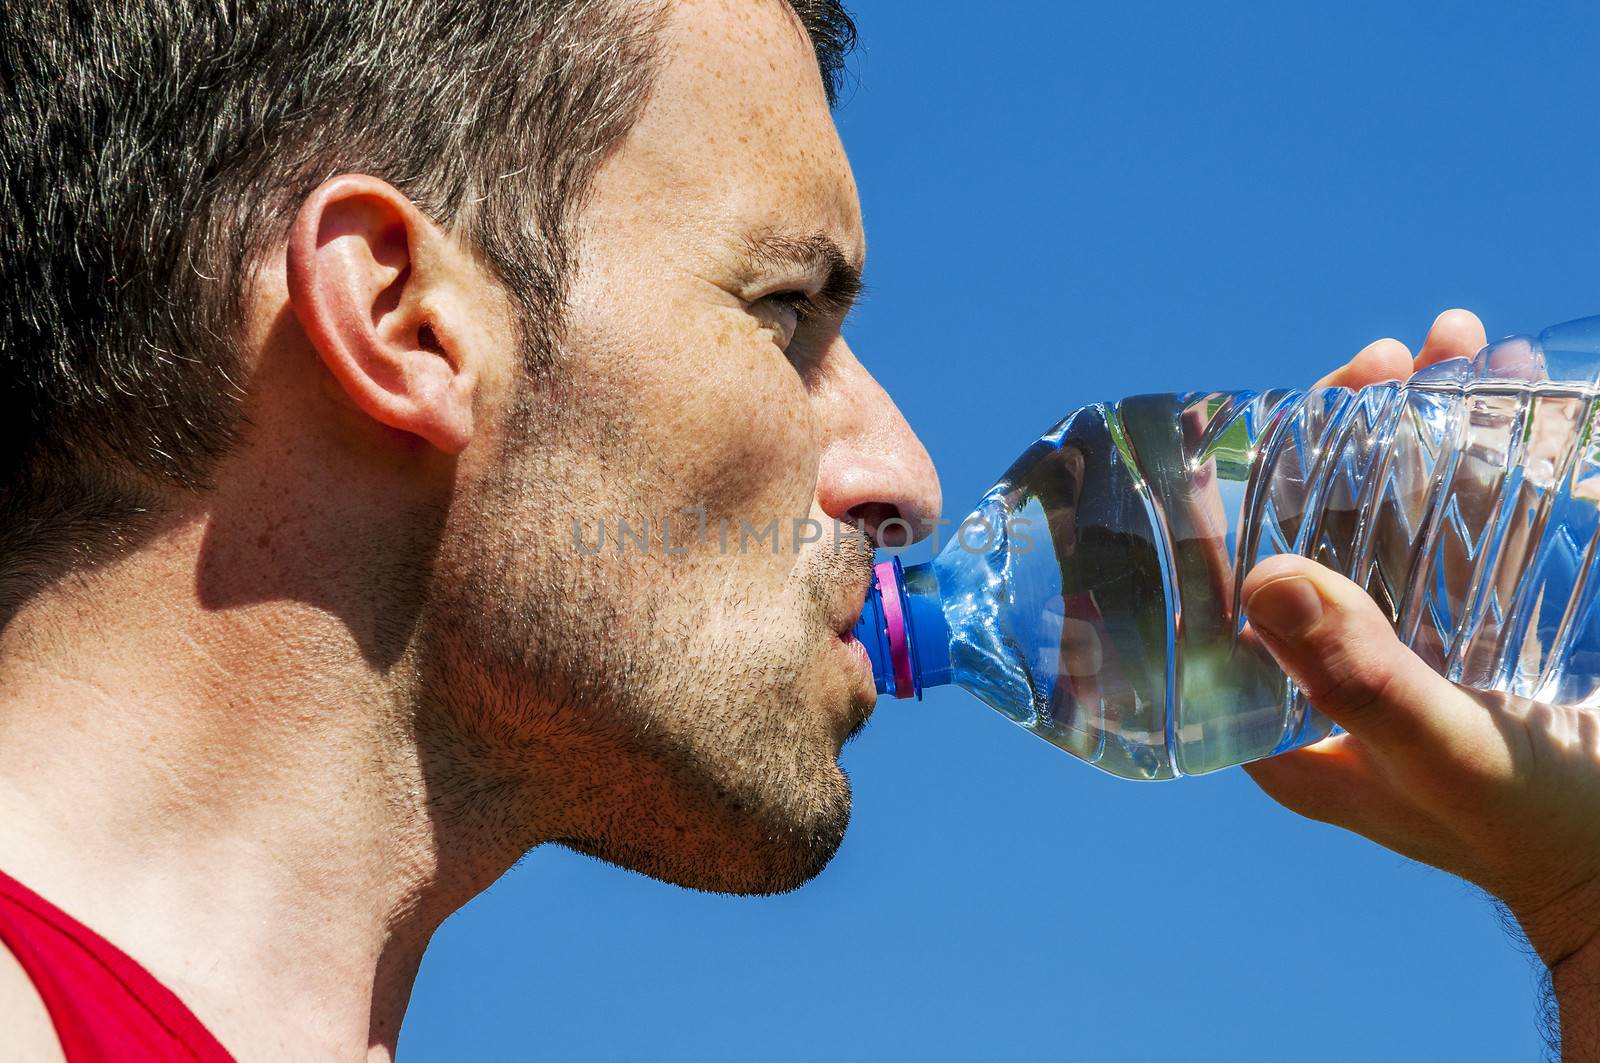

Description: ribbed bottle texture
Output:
[856,316,1600,779]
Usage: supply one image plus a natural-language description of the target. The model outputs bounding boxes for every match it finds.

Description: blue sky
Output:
[397,3,1600,1058]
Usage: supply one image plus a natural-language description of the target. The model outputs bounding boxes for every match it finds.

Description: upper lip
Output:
[828,566,875,639]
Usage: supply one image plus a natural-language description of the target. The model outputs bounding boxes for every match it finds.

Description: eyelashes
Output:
[751,277,866,358]
[761,279,865,325]
[762,289,820,323]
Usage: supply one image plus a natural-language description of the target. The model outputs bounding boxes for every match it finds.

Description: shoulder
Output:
[0,941,66,1063]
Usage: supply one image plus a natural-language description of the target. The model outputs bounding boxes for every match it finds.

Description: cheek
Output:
[557,242,823,526]
[689,367,817,517]
[619,312,821,519]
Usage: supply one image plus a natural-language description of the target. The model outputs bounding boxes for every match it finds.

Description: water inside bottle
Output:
[934,393,1310,779]
[933,360,1600,779]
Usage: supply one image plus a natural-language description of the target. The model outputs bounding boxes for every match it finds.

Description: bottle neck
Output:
[852,557,953,699]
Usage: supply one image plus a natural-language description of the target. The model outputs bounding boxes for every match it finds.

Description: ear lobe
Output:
[286,174,475,454]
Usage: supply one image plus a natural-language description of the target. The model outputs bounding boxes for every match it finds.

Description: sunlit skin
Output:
[2,0,1598,1059]
[0,2,939,1059]
[1245,308,1600,1059]
[400,0,945,897]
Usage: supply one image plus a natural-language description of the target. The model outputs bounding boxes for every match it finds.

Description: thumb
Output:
[1241,554,1475,757]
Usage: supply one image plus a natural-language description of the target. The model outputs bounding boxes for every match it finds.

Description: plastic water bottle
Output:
[853,314,1600,780]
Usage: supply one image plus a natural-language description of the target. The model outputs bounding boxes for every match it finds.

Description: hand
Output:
[1243,309,1600,1055]
[1307,306,1488,389]
[1243,555,1600,970]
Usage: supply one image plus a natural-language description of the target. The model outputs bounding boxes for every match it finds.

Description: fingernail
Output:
[1245,575,1324,639]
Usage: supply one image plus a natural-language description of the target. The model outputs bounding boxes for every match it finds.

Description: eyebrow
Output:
[736,230,865,317]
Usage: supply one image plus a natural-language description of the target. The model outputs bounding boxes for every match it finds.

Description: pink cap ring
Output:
[875,559,915,699]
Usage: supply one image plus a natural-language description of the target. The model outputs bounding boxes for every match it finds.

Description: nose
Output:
[813,342,942,548]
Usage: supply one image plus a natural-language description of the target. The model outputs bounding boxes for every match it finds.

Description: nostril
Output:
[847,501,912,548]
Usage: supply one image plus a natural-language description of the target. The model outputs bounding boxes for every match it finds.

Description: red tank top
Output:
[0,868,233,1062]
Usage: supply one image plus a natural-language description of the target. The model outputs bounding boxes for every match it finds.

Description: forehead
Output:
[589,0,863,264]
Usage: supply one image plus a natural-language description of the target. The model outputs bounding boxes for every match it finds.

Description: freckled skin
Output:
[409,0,940,894]
[0,5,941,1054]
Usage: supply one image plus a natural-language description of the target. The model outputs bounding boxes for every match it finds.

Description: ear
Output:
[286,174,475,454]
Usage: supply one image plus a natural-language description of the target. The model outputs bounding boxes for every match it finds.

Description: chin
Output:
[560,751,855,896]
[704,789,853,897]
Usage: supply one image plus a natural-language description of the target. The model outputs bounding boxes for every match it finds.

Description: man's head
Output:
[0,0,939,895]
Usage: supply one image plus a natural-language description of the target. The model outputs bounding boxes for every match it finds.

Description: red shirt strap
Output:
[0,867,233,1063]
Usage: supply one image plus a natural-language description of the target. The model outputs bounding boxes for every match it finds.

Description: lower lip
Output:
[834,634,878,738]
[836,631,875,686]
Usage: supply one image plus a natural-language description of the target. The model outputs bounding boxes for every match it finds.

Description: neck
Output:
[0,511,510,1061]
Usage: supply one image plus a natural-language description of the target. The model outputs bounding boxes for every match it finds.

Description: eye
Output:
[754,289,817,348]
[762,289,815,315]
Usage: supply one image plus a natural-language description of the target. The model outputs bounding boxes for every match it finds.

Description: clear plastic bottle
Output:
[853,314,1600,780]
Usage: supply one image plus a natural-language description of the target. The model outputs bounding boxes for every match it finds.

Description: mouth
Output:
[827,567,878,702]
[830,562,876,637]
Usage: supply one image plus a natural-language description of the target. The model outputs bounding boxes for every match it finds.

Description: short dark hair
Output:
[0,0,856,605]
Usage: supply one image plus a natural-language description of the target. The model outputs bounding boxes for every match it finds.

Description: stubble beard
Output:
[405,417,863,896]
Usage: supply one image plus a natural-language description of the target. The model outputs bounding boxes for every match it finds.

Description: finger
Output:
[1313,337,1413,390]
[1241,554,1485,760]
[1246,735,1462,869]
[1414,308,1488,372]
[1247,734,1423,832]
[1245,733,1382,826]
